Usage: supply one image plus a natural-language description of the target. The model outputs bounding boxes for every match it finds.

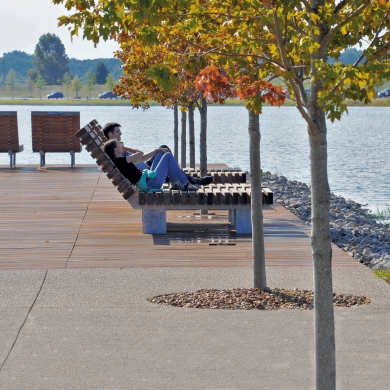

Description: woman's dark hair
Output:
[104,139,118,162]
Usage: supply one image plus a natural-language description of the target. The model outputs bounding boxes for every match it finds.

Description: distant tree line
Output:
[70,58,122,81]
[0,51,33,84]
[328,47,366,65]
[0,33,123,98]
[0,36,371,100]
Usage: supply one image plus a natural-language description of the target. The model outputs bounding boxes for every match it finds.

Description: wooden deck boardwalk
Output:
[0,165,362,269]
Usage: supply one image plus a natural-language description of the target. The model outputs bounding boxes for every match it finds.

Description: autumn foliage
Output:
[196,66,286,112]
[195,66,235,103]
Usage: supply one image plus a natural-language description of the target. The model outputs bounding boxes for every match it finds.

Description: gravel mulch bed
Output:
[148,288,371,310]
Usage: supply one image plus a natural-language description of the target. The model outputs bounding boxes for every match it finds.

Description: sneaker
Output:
[198,176,213,186]
[179,182,198,191]
[187,174,199,185]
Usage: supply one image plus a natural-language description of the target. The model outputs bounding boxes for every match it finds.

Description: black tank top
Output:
[115,157,142,184]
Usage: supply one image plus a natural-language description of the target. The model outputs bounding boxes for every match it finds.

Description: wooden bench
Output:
[31,111,81,168]
[75,120,273,234]
[0,111,24,167]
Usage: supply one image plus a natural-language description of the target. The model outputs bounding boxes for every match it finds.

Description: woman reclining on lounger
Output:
[103,139,198,191]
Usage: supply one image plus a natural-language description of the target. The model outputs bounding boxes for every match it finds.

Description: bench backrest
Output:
[0,111,21,153]
[75,120,137,200]
[32,111,82,153]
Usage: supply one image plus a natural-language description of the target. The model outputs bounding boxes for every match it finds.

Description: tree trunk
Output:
[181,109,187,168]
[188,101,195,168]
[173,103,179,160]
[248,109,267,289]
[199,97,207,177]
[307,110,335,390]
[306,20,336,388]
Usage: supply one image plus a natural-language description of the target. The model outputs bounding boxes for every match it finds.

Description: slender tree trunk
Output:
[248,109,267,289]
[181,109,187,168]
[173,103,179,161]
[308,110,335,390]
[188,101,195,168]
[307,15,336,387]
[197,96,208,214]
[199,97,207,177]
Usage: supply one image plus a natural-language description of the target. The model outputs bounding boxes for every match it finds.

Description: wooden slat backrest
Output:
[0,111,20,152]
[76,120,136,200]
[31,111,82,153]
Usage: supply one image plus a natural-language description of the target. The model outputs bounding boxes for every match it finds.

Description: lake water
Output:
[1,104,389,213]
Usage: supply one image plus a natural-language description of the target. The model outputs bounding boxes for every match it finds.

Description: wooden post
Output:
[181,108,187,168]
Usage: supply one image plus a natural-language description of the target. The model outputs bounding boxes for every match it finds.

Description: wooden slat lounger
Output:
[75,120,273,234]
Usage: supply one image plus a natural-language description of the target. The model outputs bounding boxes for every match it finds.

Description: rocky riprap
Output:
[261,171,390,270]
[149,288,370,310]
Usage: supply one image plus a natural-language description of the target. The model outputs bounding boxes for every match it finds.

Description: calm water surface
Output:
[2,105,389,212]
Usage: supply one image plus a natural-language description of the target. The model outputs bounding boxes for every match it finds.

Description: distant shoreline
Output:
[0,98,389,107]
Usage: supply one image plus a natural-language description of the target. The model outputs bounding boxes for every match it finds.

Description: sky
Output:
[1,0,371,61]
[1,0,119,60]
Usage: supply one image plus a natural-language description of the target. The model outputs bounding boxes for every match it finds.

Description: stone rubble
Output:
[261,171,390,270]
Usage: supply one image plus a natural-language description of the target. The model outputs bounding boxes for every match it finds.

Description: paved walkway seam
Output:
[65,173,102,268]
[0,270,48,373]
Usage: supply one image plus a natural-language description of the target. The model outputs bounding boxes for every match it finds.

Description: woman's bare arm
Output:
[125,151,144,164]
[140,147,169,162]
[125,147,170,164]
[123,146,142,153]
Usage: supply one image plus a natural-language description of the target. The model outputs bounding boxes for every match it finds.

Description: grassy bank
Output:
[221,98,390,107]
[1,97,390,107]
[366,205,390,222]
[373,270,390,285]
[0,98,132,106]
[2,80,389,106]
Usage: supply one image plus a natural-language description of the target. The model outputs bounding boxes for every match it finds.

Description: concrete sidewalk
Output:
[0,266,389,389]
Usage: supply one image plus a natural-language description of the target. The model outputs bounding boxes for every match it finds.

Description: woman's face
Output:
[114,141,123,155]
